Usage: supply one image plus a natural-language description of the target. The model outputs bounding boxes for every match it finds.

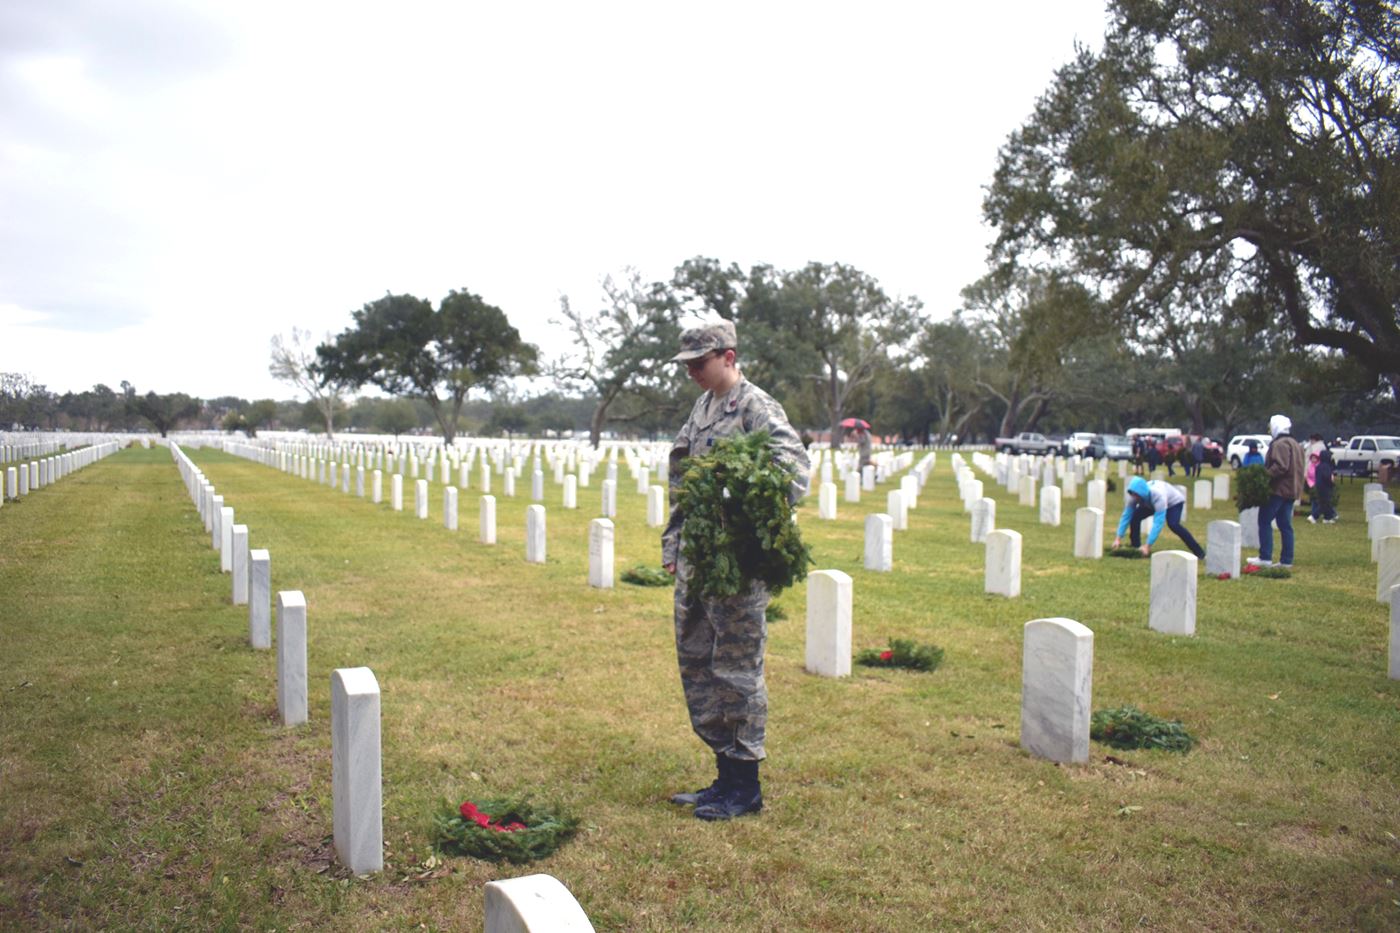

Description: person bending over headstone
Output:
[1112,476,1205,558]
[661,320,810,822]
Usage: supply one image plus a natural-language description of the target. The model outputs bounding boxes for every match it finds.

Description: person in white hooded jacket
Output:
[1112,475,1206,558]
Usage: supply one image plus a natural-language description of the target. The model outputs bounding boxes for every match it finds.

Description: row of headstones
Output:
[207,441,644,590]
[2,439,63,462]
[171,443,598,920]
[1,442,119,507]
[216,431,912,505]
[169,443,390,876]
[218,437,925,590]
[236,430,904,477]
[221,437,674,514]
[1369,486,1400,608]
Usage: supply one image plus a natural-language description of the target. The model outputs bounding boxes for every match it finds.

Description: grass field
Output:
[2,444,1398,930]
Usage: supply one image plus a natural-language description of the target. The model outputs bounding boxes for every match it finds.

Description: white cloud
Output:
[1,0,1108,399]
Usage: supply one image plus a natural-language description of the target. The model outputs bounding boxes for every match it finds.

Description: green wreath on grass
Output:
[1108,547,1146,559]
[856,638,944,672]
[1090,706,1195,752]
[621,565,673,587]
[433,797,580,863]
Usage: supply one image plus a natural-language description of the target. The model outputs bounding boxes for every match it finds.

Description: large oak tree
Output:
[985,0,1399,395]
[318,290,537,443]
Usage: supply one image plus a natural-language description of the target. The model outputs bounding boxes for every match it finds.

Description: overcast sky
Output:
[1,0,1108,401]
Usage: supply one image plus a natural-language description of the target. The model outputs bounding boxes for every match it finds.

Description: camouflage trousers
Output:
[673,564,769,762]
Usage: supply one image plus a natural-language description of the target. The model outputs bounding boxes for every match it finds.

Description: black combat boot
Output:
[694,757,762,821]
[669,753,729,807]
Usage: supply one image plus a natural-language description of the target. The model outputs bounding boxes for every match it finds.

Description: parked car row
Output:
[992,428,1397,475]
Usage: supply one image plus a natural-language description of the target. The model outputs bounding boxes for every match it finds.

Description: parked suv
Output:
[1084,434,1133,460]
[1065,432,1098,455]
[1226,434,1271,468]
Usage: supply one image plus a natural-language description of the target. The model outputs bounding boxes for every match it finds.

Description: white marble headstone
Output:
[805,570,852,678]
[1390,586,1400,681]
[219,507,235,572]
[1039,485,1062,526]
[276,590,308,726]
[588,518,614,588]
[864,513,893,571]
[1149,551,1197,636]
[819,482,837,520]
[1205,520,1241,579]
[391,474,404,511]
[1073,507,1103,559]
[526,505,546,563]
[971,497,995,544]
[1193,479,1212,510]
[1086,478,1106,512]
[1238,507,1260,548]
[1020,617,1093,764]
[444,486,459,531]
[1373,514,1400,561]
[1379,536,1400,604]
[985,529,1022,598]
[331,666,383,876]
[647,485,666,527]
[483,874,595,933]
[249,549,271,650]
[231,525,250,604]
[887,490,907,531]
[480,495,497,545]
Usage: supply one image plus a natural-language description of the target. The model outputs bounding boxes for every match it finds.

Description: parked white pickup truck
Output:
[1330,435,1400,477]
[994,432,1064,455]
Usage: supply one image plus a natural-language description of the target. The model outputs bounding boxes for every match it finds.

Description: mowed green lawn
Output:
[2,444,1398,930]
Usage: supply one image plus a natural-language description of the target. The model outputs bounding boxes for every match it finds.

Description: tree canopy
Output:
[317,290,539,443]
[985,0,1400,395]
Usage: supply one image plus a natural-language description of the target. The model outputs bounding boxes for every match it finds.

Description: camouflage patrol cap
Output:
[671,320,737,362]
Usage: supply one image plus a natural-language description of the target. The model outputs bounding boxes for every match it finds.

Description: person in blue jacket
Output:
[1241,440,1264,467]
[1111,476,1206,558]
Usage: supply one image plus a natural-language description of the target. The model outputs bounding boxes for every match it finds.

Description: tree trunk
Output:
[1022,397,1049,433]
[589,403,607,449]
[828,363,842,451]
[997,385,1023,437]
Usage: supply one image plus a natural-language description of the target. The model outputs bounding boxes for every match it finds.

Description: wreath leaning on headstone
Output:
[674,431,813,599]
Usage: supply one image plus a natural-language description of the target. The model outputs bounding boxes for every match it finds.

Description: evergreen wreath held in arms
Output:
[675,431,812,599]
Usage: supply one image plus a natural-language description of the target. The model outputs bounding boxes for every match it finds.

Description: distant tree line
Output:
[11,3,1396,444]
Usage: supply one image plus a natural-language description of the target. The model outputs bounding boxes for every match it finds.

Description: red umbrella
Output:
[840,418,870,430]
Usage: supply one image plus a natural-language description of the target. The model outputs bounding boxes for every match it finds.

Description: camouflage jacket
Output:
[661,377,810,567]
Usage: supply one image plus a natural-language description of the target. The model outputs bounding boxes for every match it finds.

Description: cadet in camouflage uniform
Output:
[661,320,810,821]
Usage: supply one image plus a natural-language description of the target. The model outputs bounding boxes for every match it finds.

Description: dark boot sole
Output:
[694,799,763,821]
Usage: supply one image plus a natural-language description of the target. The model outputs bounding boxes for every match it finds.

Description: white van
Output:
[1126,427,1183,441]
